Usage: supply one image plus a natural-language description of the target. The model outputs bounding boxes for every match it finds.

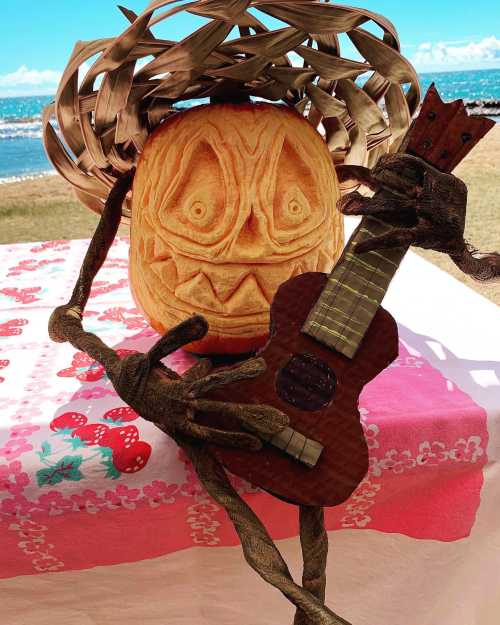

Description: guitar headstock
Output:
[402,83,495,173]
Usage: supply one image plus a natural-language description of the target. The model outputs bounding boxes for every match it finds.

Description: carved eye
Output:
[280,186,312,228]
[158,140,229,242]
[184,199,211,228]
[273,139,319,240]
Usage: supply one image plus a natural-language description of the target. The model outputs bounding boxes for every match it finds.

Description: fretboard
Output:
[301,84,494,359]
[302,216,408,359]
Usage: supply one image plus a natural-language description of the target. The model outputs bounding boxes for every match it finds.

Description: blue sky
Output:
[0,0,499,96]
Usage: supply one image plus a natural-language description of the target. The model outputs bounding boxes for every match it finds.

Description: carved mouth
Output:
[144,244,332,316]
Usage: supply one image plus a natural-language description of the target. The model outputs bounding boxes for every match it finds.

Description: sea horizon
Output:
[1,67,499,184]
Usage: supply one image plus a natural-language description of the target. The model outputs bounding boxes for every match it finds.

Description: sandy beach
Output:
[0,126,499,304]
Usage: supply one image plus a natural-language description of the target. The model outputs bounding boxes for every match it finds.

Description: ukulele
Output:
[196,85,495,507]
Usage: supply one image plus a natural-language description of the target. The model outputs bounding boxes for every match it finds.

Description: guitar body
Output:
[198,271,399,507]
[193,87,492,507]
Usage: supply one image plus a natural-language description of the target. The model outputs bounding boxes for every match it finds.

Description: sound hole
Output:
[276,353,336,411]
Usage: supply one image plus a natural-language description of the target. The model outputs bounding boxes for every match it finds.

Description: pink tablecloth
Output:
[0,233,499,625]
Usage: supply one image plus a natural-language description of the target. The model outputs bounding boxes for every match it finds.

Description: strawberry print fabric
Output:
[0,237,489,579]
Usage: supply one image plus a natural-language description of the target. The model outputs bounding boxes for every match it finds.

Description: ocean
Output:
[1,68,499,184]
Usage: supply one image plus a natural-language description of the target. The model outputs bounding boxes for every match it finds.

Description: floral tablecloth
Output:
[0,233,499,625]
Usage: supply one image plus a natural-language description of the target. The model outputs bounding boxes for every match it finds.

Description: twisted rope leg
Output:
[179,437,352,625]
[294,506,329,625]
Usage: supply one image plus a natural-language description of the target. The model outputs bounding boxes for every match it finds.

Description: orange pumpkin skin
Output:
[129,102,343,354]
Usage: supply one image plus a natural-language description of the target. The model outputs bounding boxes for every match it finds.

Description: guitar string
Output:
[310,217,370,341]
[307,225,370,351]
[323,216,382,351]
[332,217,392,355]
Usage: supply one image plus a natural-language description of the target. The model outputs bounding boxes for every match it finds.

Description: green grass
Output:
[0,175,128,243]
[0,199,99,243]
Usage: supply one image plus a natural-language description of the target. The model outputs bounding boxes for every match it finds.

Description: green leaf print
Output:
[37,441,52,460]
[102,459,121,480]
[99,446,113,459]
[63,436,87,451]
[36,455,84,487]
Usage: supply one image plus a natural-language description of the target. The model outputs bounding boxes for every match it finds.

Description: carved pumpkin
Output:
[129,102,343,354]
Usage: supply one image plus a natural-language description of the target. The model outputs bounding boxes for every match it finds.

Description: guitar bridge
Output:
[260,426,324,468]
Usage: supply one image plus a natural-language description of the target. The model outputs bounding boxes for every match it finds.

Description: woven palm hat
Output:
[42,0,421,222]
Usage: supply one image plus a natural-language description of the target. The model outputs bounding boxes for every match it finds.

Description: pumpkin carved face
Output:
[130,103,343,354]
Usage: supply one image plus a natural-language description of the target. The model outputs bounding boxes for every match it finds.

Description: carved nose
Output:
[231,205,277,260]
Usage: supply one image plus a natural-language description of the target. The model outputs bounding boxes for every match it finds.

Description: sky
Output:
[0,0,499,97]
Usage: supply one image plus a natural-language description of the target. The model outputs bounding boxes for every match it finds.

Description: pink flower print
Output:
[450,436,484,463]
[177,448,205,497]
[37,491,74,516]
[417,441,448,466]
[0,396,18,410]
[367,456,384,478]
[7,258,64,277]
[129,327,157,341]
[71,490,105,514]
[0,359,9,383]
[351,479,381,502]
[25,378,54,394]
[359,407,369,422]
[0,437,33,461]
[0,318,28,337]
[30,240,70,253]
[10,424,40,438]
[382,449,416,474]
[0,287,42,304]
[341,509,372,529]
[0,493,33,518]
[33,553,65,573]
[72,386,116,401]
[98,307,147,330]
[46,391,74,405]
[90,278,128,298]
[58,349,137,382]
[166,350,198,376]
[14,399,44,420]
[103,258,128,270]
[143,480,179,506]
[362,423,380,450]
[0,461,30,495]
[104,484,142,510]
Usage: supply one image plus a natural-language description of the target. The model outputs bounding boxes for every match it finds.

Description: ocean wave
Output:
[0,118,43,139]
[0,170,56,185]
[0,116,58,140]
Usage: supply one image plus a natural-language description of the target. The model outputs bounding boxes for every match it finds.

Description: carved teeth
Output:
[151,257,178,289]
[175,272,223,312]
[143,243,330,312]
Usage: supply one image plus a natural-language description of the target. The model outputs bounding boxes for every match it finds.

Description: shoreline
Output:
[465,101,500,116]
[0,126,498,305]
[0,99,499,184]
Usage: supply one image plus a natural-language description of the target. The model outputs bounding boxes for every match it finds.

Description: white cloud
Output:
[411,36,500,71]
[0,59,149,97]
[0,65,62,97]
[0,65,61,87]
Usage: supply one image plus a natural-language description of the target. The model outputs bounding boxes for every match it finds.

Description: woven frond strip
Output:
[42,0,421,222]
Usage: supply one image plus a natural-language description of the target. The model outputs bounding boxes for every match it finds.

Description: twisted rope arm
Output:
[337,159,500,282]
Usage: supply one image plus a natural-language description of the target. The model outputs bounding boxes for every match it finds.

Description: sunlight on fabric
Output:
[427,340,447,361]
[470,369,500,388]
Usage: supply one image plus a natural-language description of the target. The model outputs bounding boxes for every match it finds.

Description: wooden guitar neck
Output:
[302,84,495,359]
